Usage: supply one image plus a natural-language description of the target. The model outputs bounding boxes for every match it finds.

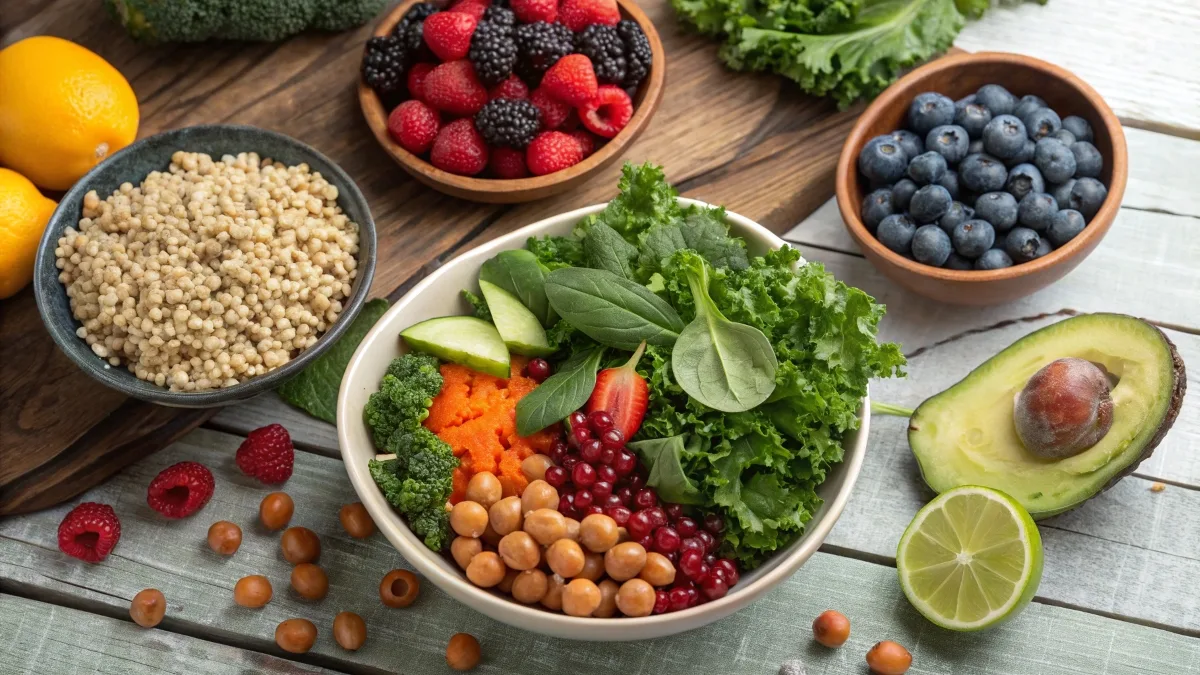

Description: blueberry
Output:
[1050,178,1077,208]
[954,94,977,113]
[1021,107,1062,140]
[982,115,1028,159]
[861,189,894,233]
[907,151,948,185]
[1018,192,1058,232]
[912,224,953,266]
[959,153,1008,193]
[858,138,908,184]
[944,252,974,270]
[1051,129,1077,145]
[953,102,992,139]
[1005,138,1036,167]
[1070,141,1103,178]
[877,214,917,254]
[974,191,1019,233]
[1034,237,1053,258]
[1034,137,1077,184]
[1061,115,1093,142]
[1005,227,1043,263]
[1069,177,1108,219]
[1014,94,1047,120]
[936,170,961,200]
[975,248,1014,270]
[891,178,918,210]
[1048,209,1087,246]
[886,129,925,160]
[937,201,974,234]
[909,184,953,224]
[975,84,1017,116]
[968,139,984,155]
[908,92,956,137]
[925,125,970,164]
[1004,163,1045,202]
[952,219,996,258]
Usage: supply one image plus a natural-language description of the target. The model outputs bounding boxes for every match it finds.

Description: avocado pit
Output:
[1014,358,1114,459]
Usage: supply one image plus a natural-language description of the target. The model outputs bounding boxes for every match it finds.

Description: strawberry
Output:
[586,341,648,442]
[423,11,478,62]
[511,0,557,24]
[559,0,620,31]
[236,423,295,484]
[489,146,530,178]
[530,87,573,130]
[431,118,490,175]
[489,74,530,101]
[569,129,599,157]
[449,0,490,20]
[580,84,633,138]
[57,502,121,563]
[388,100,441,155]
[424,60,489,116]
[407,62,436,102]
[146,461,215,518]
[541,54,599,107]
[526,130,584,175]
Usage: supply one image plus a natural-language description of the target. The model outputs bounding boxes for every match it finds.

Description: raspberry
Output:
[475,98,541,148]
[431,119,490,176]
[580,85,632,138]
[531,87,573,130]
[541,54,599,107]
[514,22,574,85]
[449,0,490,20]
[57,502,121,563]
[527,131,584,175]
[616,20,652,89]
[489,74,529,100]
[423,12,478,62]
[570,129,599,157]
[388,100,442,155]
[575,24,625,85]
[424,60,489,116]
[236,423,295,484]
[407,62,436,101]
[511,0,557,24]
[146,461,215,519]
[559,0,620,31]
[469,18,517,86]
[490,146,530,178]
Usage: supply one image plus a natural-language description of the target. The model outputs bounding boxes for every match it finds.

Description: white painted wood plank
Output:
[956,0,1200,134]
[210,392,339,458]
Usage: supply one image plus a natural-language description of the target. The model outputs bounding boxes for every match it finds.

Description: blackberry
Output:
[362,36,408,98]
[470,20,518,86]
[396,3,438,33]
[576,25,626,85]
[483,6,516,31]
[475,99,541,149]
[617,20,652,90]
[515,22,574,86]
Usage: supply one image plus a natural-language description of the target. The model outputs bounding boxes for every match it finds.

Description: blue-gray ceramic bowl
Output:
[33,125,377,408]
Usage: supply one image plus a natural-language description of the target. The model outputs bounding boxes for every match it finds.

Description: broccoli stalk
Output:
[104,0,389,43]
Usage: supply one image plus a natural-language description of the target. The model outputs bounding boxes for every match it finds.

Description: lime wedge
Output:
[896,486,1042,631]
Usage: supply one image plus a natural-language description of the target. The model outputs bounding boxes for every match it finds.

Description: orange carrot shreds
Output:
[425,364,474,433]
[496,453,528,498]
[449,467,471,504]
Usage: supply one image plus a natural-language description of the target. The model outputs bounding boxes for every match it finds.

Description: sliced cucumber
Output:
[400,316,510,378]
[479,279,554,357]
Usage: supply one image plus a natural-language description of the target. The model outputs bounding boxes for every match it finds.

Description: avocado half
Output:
[908,313,1186,519]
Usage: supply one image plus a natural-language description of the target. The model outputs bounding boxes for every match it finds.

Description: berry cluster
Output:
[361,0,652,178]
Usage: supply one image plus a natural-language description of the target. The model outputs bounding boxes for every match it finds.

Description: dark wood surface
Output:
[0,0,859,515]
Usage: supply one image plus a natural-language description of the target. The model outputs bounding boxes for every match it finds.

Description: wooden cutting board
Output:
[1,0,879,515]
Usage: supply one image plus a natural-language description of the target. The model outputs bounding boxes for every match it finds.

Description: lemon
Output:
[896,485,1043,631]
[0,168,58,299]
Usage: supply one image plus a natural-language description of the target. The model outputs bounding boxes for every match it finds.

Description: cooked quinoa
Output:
[55,151,360,392]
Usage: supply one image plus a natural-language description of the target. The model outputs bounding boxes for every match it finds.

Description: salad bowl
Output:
[336,200,870,641]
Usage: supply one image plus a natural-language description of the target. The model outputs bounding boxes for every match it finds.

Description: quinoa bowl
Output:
[33,125,377,408]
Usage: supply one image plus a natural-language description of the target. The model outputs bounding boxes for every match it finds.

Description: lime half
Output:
[897,486,1043,631]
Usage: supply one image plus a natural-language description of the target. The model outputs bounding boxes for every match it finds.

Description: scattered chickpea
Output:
[233,575,273,608]
[451,536,483,570]
[521,454,553,482]
[451,501,489,538]
[466,551,508,588]
[380,569,420,607]
[812,610,851,647]
[259,492,294,530]
[280,527,321,564]
[290,563,329,600]
[615,578,656,617]
[488,496,524,536]
[638,552,676,587]
[545,539,586,578]
[540,574,566,610]
[333,611,367,651]
[129,588,166,628]
[577,552,605,581]
[579,513,619,553]
[866,641,912,675]
[207,521,242,555]
[520,480,559,514]
[604,542,647,581]
[523,508,566,545]
[466,472,503,509]
[276,618,318,654]
[593,579,619,618]
[511,569,549,604]
[339,502,376,538]
[446,633,481,671]
[562,578,603,617]
[498,531,541,571]
[1151,482,1166,493]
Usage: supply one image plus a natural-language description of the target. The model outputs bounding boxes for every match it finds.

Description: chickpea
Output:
[451,536,483,570]
[616,526,630,544]
[259,492,293,530]
[466,551,507,588]
[233,575,273,608]
[616,578,656,617]
[129,588,166,628]
[563,517,581,543]
[497,568,519,594]
[488,496,524,536]
[523,508,566,545]
[339,502,376,539]
[511,569,549,604]
[639,552,676,587]
[812,610,851,648]
[578,551,605,581]
[521,454,553,482]
[579,514,619,553]
[594,579,619,618]
[207,521,242,555]
[275,618,317,654]
[450,501,489,538]
[290,563,329,600]
[280,527,321,564]
[866,641,912,675]
[604,542,647,581]
[446,633,481,671]
[545,539,586,578]
[380,569,420,608]
[333,611,367,651]
[520,480,559,514]
[498,531,541,571]
[466,472,503,509]
[562,578,602,617]
[481,521,503,547]
[540,574,566,610]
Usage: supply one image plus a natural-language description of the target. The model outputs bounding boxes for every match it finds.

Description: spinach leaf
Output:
[627,435,705,505]
[515,346,605,436]
[671,253,776,412]
[583,221,638,278]
[679,208,748,271]
[479,250,556,327]
[544,267,685,351]
[636,223,688,276]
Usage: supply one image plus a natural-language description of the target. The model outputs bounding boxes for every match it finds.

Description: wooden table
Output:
[3,1,1199,673]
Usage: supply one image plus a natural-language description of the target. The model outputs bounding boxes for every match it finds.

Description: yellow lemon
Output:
[0,168,58,299]
[0,36,139,191]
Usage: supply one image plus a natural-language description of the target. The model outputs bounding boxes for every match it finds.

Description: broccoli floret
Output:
[363,354,444,449]
[104,0,388,43]
[385,425,453,476]
[397,446,458,512]
[409,507,452,552]
[368,458,406,509]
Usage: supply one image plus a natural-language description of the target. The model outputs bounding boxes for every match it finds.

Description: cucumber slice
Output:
[479,279,554,357]
[400,316,511,378]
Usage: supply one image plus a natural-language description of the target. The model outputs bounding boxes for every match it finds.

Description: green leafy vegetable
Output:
[545,267,686,350]
[576,163,684,242]
[462,289,491,321]
[635,207,748,279]
[582,221,639,278]
[515,346,606,436]
[277,298,389,423]
[528,234,584,270]
[480,250,556,327]
[627,435,705,505]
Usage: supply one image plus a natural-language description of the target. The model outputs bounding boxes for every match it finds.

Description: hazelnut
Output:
[339,502,376,538]
[129,588,166,628]
[275,618,317,654]
[207,521,242,555]
[333,611,367,651]
[233,575,273,608]
[290,563,329,600]
[446,633,481,671]
[259,492,293,530]
[380,569,420,608]
[280,527,321,564]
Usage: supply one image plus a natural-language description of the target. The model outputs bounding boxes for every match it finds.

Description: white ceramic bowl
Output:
[337,199,870,641]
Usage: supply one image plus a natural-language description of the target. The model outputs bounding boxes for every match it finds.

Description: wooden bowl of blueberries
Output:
[835,51,1128,306]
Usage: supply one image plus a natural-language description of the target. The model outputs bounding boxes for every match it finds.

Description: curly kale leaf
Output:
[528,234,585,270]
[635,206,748,280]
[576,163,683,243]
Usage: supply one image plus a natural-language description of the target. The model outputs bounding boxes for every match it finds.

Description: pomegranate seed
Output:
[689,564,710,583]
[703,513,725,534]
[558,495,577,518]
[601,493,622,509]
[703,554,716,567]
[570,425,591,448]
[668,587,691,612]
[600,428,624,449]
[572,462,597,487]
[580,439,603,463]
[685,587,701,607]
[612,449,637,476]
[646,507,667,529]
[615,486,634,505]
[574,489,594,509]
[653,526,681,553]
[665,550,679,564]
[627,510,653,538]
[625,473,646,490]
[545,466,568,488]
[713,558,739,586]
[700,573,728,600]
[679,549,705,580]
[664,504,684,520]
[568,411,587,429]
[563,456,579,472]
[599,447,615,465]
[606,505,631,526]
[680,538,704,556]
[676,516,698,537]
[596,465,617,484]
[592,480,613,498]
[696,530,716,552]
[550,438,568,457]
[526,358,552,382]
[653,590,670,614]
[585,505,604,516]
[637,534,654,549]
[586,410,614,432]
[672,577,695,590]
[634,488,658,510]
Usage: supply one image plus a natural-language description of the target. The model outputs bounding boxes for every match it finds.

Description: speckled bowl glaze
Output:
[33,125,377,408]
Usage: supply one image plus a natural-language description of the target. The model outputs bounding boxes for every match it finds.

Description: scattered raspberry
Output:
[146,461,215,519]
[388,100,442,155]
[431,119,490,175]
[570,129,599,157]
[450,0,490,20]
[490,146,530,178]
[580,85,633,138]
[236,423,295,484]
[511,0,557,24]
[407,62,436,101]
[527,131,584,175]
[423,12,478,62]
[559,0,620,31]
[531,87,573,130]
[424,60,489,116]
[541,54,599,107]
[57,502,121,563]
[489,74,529,101]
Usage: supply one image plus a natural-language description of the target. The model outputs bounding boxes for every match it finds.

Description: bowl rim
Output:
[836,50,1128,284]
[32,123,377,407]
[336,198,869,639]
[357,0,667,198]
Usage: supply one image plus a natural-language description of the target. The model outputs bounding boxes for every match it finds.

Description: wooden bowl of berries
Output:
[835,52,1128,306]
[358,0,666,203]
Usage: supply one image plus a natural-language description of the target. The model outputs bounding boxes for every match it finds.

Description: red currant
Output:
[627,510,653,538]
[679,549,705,580]
[599,447,615,465]
[562,456,579,472]
[703,513,725,534]
[570,425,591,449]
[675,516,698,538]
[606,505,631,526]
[586,410,614,432]
[634,488,658,510]
[664,504,684,520]
[703,554,716,567]
[592,480,613,498]
[549,438,568,461]
[646,507,667,529]
[625,473,646,490]
[612,449,637,476]
[558,494,577,518]
[712,558,739,586]
[679,537,704,557]
[596,465,617,484]
[636,534,654,549]
[545,466,568,488]
[696,530,716,553]
[586,505,603,516]
[653,590,670,614]
[684,586,700,607]
[700,572,728,600]
[653,526,681,553]
[601,493,622,509]
[526,358,552,382]
[615,486,634,505]
[574,489,593,509]
[580,439,603,463]
[668,587,691,612]
[572,462,596,487]
[599,428,624,449]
